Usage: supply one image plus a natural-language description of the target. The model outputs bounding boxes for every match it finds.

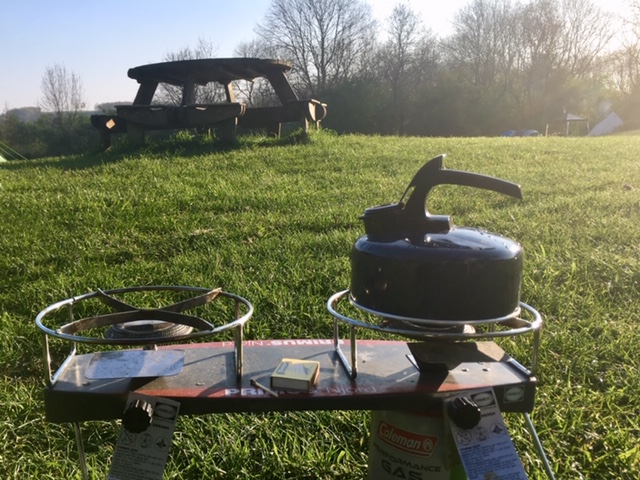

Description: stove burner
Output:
[105,320,194,340]
[36,285,254,382]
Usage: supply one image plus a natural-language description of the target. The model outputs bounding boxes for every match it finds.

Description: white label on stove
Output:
[107,393,180,480]
[446,388,528,480]
[86,350,184,379]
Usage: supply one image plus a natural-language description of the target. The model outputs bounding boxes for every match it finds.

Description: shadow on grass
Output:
[0,129,320,172]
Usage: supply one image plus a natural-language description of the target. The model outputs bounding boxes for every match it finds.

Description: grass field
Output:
[1,131,639,479]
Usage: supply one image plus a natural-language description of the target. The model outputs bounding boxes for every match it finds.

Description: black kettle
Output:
[350,155,523,321]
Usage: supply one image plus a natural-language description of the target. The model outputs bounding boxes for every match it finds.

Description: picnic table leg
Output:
[266,122,281,137]
[265,71,299,103]
[182,75,195,105]
[98,128,112,150]
[223,81,236,103]
[300,115,310,134]
[216,118,237,143]
[127,123,146,147]
[133,82,158,105]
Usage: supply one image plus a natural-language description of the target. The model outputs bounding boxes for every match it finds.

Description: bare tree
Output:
[598,47,640,95]
[593,1,640,125]
[517,0,614,121]
[446,0,519,95]
[610,1,640,95]
[443,0,616,128]
[514,0,564,117]
[39,64,86,127]
[255,0,377,96]
[379,3,439,133]
[556,0,615,78]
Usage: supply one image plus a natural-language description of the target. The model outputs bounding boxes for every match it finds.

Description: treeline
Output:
[2,0,638,158]
[0,109,95,159]
[250,0,639,136]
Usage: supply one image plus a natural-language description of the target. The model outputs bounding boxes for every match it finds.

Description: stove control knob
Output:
[447,396,481,430]
[122,399,153,433]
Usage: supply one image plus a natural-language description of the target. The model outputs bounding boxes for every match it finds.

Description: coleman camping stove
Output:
[35,157,555,480]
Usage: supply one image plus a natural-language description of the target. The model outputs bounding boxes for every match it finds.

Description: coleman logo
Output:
[472,392,495,407]
[154,403,177,419]
[377,421,438,458]
[504,386,525,402]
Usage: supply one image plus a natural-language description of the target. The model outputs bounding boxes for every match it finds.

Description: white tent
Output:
[0,141,26,160]
[588,111,623,136]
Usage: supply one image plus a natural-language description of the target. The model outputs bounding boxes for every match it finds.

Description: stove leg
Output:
[523,413,556,480]
[73,422,88,480]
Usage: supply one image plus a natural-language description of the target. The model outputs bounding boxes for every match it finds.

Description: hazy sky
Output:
[0,0,631,111]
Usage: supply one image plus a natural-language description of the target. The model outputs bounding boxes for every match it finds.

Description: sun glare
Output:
[367,0,634,39]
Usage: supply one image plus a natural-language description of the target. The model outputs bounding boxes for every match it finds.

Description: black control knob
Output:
[122,399,153,433]
[447,396,481,430]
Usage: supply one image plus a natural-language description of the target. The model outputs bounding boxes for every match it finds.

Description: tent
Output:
[0,141,26,161]
[588,111,623,136]
[501,129,539,137]
[545,113,589,136]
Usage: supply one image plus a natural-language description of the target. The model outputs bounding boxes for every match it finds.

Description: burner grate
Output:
[36,285,253,383]
[327,289,542,379]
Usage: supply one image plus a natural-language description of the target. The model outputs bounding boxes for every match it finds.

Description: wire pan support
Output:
[327,289,542,379]
[36,285,254,386]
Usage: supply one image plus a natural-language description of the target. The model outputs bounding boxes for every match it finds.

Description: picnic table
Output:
[91,58,327,148]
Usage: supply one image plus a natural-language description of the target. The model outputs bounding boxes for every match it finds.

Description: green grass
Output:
[1,131,639,478]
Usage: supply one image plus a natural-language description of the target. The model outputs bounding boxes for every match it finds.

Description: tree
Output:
[378,3,439,134]
[442,0,523,133]
[508,0,565,123]
[38,64,95,156]
[519,0,614,122]
[441,0,616,132]
[556,0,614,79]
[596,1,640,127]
[446,0,519,95]
[597,0,640,97]
[39,64,86,128]
[255,0,377,96]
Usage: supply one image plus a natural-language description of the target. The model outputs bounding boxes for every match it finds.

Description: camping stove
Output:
[35,157,556,479]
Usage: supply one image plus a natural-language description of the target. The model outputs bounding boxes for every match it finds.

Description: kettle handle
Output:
[400,155,522,230]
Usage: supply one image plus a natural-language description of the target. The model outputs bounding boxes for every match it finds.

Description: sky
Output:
[0,0,633,111]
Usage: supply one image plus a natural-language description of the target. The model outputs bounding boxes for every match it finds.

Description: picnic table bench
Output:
[91,58,327,148]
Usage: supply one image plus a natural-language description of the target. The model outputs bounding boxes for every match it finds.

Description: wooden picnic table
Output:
[91,58,327,148]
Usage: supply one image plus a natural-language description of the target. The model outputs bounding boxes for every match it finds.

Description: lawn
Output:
[1,131,639,478]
